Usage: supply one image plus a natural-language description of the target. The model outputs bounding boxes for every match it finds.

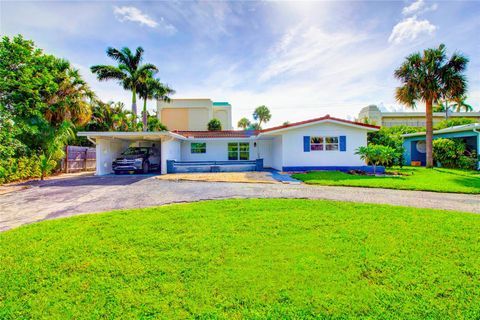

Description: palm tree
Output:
[253,105,271,128]
[45,62,95,128]
[452,95,474,112]
[237,117,251,130]
[394,44,468,168]
[137,72,174,131]
[91,47,158,117]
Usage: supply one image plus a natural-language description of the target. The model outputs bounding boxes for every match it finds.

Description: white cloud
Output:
[259,24,369,82]
[388,16,436,44]
[113,6,176,34]
[402,0,438,16]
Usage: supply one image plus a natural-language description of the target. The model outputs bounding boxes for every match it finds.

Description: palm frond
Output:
[90,65,126,81]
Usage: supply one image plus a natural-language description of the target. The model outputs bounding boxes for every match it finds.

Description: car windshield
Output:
[122,147,149,156]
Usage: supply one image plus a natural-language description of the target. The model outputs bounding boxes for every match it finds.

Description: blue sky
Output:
[2,0,479,126]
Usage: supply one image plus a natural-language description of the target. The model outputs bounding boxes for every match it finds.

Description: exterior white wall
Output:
[95,139,130,175]
[161,138,181,174]
[279,122,368,168]
[180,140,255,161]
[271,136,283,170]
[255,139,273,168]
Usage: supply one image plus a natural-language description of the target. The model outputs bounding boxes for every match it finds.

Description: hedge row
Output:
[0,156,43,184]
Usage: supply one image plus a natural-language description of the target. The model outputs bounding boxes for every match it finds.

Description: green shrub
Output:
[207,118,222,131]
[355,144,398,173]
[432,138,477,170]
[367,126,417,167]
[0,156,44,184]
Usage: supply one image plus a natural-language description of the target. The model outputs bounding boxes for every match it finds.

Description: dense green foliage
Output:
[394,44,469,167]
[293,166,480,193]
[433,138,477,170]
[0,35,94,181]
[355,144,398,172]
[367,126,420,166]
[1,199,480,318]
[207,118,222,131]
[433,117,476,130]
[0,156,41,184]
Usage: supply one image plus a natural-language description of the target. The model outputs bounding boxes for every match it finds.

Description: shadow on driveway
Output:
[20,173,160,188]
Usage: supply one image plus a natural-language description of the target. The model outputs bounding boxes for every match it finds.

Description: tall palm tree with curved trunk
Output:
[253,105,271,129]
[137,72,175,131]
[91,47,157,117]
[394,44,468,168]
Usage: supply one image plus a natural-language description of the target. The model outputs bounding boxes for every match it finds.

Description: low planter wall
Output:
[167,159,264,174]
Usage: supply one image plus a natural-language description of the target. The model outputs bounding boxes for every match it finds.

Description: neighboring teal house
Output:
[402,123,480,169]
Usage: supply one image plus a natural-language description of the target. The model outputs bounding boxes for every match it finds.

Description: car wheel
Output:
[142,162,149,174]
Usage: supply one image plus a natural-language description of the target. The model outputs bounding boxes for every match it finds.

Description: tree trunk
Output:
[425,99,434,168]
[143,98,148,132]
[131,89,137,117]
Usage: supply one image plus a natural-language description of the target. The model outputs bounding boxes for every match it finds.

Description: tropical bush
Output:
[0,35,93,183]
[207,118,222,131]
[147,116,167,132]
[355,144,398,173]
[0,156,43,184]
[367,126,419,167]
[433,138,477,170]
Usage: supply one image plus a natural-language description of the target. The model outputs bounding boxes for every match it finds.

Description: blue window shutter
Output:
[303,136,310,152]
[340,136,346,151]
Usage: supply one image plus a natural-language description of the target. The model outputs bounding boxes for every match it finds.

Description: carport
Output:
[77,132,185,175]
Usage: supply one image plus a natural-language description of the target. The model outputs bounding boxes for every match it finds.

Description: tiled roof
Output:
[260,115,380,133]
[172,115,379,139]
[173,130,256,138]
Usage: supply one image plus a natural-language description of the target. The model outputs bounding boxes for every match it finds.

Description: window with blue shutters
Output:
[308,136,340,151]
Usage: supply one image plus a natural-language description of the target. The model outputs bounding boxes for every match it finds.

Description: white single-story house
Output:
[77,115,381,175]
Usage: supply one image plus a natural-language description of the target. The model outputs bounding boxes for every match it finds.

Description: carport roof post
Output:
[77,131,186,141]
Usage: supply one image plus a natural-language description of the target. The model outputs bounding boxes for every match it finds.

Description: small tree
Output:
[253,105,271,128]
[355,145,396,174]
[237,117,251,130]
[208,118,222,131]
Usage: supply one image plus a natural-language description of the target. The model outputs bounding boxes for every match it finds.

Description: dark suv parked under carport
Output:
[112,147,161,174]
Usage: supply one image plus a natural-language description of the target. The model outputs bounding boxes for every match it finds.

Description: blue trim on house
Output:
[282,166,385,173]
[303,136,310,152]
[339,135,346,151]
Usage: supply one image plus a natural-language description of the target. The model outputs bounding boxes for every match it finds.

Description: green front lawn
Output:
[2,199,480,318]
[292,166,480,193]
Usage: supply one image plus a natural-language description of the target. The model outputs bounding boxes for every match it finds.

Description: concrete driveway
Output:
[1,174,479,231]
